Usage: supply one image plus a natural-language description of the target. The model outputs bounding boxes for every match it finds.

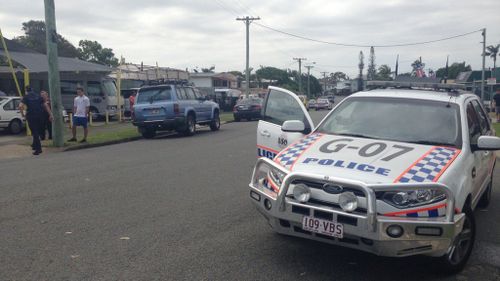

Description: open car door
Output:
[257,86,314,159]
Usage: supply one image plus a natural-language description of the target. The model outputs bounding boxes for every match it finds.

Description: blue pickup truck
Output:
[132,84,220,138]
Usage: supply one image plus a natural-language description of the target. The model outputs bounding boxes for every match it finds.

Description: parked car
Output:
[326,95,335,104]
[315,98,332,110]
[233,98,263,121]
[307,99,316,109]
[251,84,500,274]
[132,84,220,138]
[0,96,24,134]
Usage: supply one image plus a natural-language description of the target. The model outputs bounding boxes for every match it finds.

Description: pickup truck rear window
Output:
[137,87,173,104]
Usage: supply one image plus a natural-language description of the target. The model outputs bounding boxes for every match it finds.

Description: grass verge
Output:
[493,122,500,137]
[42,126,140,148]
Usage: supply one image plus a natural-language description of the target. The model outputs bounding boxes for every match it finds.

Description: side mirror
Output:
[476,136,500,150]
[281,120,305,133]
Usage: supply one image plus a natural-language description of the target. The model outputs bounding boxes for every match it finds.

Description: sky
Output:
[1,0,499,78]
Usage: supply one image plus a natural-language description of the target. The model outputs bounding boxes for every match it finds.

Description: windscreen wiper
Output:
[334,133,380,139]
[406,140,456,147]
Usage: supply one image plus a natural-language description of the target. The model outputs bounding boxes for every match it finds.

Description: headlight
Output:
[293,184,311,203]
[383,190,445,208]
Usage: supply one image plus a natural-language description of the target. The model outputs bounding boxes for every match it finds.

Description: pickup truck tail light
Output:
[174,103,180,114]
[233,106,238,113]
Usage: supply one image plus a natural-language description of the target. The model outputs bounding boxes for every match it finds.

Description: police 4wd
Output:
[250,83,500,273]
[132,84,220,138]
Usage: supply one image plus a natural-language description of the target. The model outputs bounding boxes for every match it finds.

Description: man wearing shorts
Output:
[493,89,500,122]
[68,87,90,143]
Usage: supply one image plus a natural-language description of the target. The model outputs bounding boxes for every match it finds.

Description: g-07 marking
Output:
[319,138,414,161]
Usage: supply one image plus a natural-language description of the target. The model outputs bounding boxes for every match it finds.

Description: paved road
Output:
[1,111,499,280]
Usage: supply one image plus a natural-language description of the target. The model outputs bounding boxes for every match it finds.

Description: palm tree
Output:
[485,44,500,70]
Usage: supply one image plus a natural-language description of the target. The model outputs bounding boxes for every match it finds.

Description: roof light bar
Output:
[367,81,466,90]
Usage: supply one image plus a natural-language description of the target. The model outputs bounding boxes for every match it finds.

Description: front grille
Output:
[290,179,368,215]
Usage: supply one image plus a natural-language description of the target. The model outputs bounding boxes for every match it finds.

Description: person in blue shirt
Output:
[19,86,53,155]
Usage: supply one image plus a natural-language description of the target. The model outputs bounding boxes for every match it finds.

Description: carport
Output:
[0,37,111,95]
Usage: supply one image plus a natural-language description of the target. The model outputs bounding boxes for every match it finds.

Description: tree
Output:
[485,44,499,70]
[331,72,350,82]
[435,62,471,79]
[358,51,364,91]
[201,66,216,73]
[255,66,322,96]
[376,64,392,80]
[367,46,376,80]
[78,40,119,67]
[13,20,79,57]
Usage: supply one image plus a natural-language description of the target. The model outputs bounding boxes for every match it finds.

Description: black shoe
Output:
[79,139,87,143]
[68,138,77,142]
[33,150,42,155]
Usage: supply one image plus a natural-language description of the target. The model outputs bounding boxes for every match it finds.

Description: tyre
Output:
[210,111,220,131]
[477,178,492,208]
[9,119,23,134]
[183,114,196,136]
[234,116,241,122]
[436,202,475,274]
[141,128,156,139]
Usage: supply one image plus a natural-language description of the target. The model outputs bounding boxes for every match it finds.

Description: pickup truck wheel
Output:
[210,112,220,131]
[477,179,492,208]
[142,128,156,139]
[437,203,475,274]
[234,116,241,122]
[183,114,196,136]
[9,119,23,134]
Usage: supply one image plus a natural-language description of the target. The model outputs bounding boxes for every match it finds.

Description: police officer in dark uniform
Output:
[19,86,53,155]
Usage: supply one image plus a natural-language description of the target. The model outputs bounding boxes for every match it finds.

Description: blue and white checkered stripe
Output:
[398,205,447,218]
[396,147,460,184]
[274,133,323,170]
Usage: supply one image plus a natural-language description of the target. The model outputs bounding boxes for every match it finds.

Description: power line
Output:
[254,22,483,48]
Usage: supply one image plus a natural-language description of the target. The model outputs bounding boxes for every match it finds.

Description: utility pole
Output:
[305,62,316,98]
[293,57,306,94]
[305,64,314,99]
[321,71,328,95]
[480,28,486,102]
[44,0,64,147]
[236,16,260,97]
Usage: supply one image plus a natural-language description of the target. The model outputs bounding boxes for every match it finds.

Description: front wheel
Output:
[436,203,475,274]
[9,119,23,134]
[210,112,220,131]
[141,128,156,139]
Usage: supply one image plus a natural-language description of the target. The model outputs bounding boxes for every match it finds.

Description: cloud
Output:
[1,0,499,77]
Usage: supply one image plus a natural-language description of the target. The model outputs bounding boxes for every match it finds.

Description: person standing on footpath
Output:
[18,86,53,155]
[493,89,500,122]
[68,87,90,143]
[40,91,52,140]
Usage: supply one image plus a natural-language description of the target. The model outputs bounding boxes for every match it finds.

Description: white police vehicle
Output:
[250,82,500,273]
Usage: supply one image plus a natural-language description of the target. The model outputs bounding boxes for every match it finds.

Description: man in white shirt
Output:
[68,87,90,143]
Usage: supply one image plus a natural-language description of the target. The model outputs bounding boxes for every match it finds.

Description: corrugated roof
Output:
[0,50,111,73]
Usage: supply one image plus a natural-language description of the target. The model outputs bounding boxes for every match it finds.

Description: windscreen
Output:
[136,87,173,104]
[102,80,117,97]
[317,97,462,147]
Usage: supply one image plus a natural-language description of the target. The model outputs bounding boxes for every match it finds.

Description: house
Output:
[189,72,239,96]
[455,68,499,101]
